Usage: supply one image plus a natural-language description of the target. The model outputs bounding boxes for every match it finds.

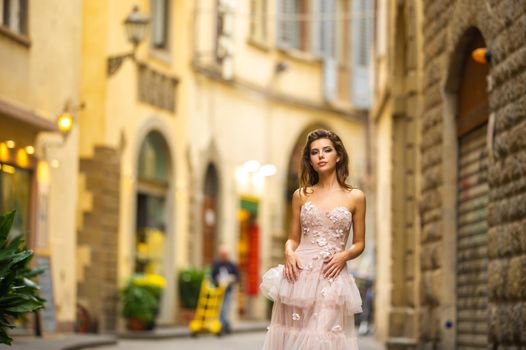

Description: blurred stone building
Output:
[190,0,375,321]
[372,0,526,349]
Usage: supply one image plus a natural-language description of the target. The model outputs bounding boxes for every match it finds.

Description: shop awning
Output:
[0,97,58,132]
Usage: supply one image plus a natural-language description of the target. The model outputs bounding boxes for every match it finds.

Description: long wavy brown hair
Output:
[299,129,352,194]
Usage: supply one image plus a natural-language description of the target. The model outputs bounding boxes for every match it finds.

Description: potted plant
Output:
[0,210,45,345]
[177,267,206,325]
[121,273,166,331]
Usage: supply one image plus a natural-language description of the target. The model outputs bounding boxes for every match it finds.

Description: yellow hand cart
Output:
[188,278,225,336]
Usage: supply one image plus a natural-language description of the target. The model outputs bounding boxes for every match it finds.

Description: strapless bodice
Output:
[296,201,353,258]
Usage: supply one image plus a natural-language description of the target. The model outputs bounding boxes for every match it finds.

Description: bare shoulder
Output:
[295,187,313,199]
[292,188,308,206]
[292,188,301,201]
[347,188,366,210]
[349,188,365,201]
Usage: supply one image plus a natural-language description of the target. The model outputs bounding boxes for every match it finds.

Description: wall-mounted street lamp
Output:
[107,5,149,77]
[55,100,84,140]
[472,48,492,64]
[57,112,74,135]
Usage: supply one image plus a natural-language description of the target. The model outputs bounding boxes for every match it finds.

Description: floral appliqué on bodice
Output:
[298,201,353,274]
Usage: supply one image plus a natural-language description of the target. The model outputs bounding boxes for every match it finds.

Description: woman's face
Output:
[309,138,340,174]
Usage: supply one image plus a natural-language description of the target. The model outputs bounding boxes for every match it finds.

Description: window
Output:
[352,0,373,67]
[277,0,324,56]
[277,0,306,51]
[335,0,350,66]
[0,163,32,244]
[215,0,225,63]
[214,0,235,65]
[0,0,28,36]
[350,0,373,107]
[249,0,267,44]
[151,0,170,50]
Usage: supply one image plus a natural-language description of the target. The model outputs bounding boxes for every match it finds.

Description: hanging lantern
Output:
[472,48,492,64]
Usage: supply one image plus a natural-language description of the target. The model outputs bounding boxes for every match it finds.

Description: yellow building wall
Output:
[79,0,191,326]
[0,0,82,328]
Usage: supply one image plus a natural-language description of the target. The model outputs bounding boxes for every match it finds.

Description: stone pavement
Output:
[89,332,385,350]
[9,321,385,350]
[8,321,267,350]
[8,334,117,350]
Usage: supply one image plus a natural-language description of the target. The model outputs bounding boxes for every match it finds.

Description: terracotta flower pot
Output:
[127,317,147,331]
[178,308,196,326]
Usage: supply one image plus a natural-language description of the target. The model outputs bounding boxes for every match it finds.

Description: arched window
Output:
[135,131,171,275]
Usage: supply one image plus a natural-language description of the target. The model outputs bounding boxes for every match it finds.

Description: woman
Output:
[260,129,365,349]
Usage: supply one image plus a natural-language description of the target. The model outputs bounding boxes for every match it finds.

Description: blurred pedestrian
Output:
[211,244,239,334]
[260,129,366,349]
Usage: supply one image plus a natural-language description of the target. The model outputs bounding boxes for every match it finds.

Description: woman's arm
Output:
[343,189,366,260]
[283,189,303,282]
[322,189,366,279]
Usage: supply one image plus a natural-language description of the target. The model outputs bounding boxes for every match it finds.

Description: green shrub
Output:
[121,274,165,327]
[177,267,207,309]
[0,211,45,345]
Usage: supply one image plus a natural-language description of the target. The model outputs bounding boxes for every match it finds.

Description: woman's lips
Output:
[318,162,327,166]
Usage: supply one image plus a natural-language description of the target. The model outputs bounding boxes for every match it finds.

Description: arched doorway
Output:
[135,131,172,277]
[202,163,219,266]
[454,28,489,349]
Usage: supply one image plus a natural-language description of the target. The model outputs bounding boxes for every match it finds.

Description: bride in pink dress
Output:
[260,129,366,349]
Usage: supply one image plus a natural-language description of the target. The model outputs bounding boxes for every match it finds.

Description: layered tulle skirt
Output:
[260,250,362,349]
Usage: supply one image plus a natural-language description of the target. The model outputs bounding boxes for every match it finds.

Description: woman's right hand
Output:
[284,253,303,283]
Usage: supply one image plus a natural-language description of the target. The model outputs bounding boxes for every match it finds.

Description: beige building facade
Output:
[0,0,82,332]
[372,0,526,348]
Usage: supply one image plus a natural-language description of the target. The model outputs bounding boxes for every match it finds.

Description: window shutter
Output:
[277,0,294,49]
[310,0,322,57]
[322,0,336,102]
[321,0,335,58]
[351,0,373,68]
[152,0,167,48]
[351,0,373,108]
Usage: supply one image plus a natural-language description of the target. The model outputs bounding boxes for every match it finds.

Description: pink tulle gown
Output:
[260,201,362,350]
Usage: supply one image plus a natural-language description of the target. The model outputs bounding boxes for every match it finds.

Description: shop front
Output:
[0,99,59,333]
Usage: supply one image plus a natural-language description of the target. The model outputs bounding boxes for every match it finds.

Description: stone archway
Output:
[134,129,174,323]
[135,130,172,276]
[443,27,490,349]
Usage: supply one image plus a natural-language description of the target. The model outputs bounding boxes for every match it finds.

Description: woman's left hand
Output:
[322,252,348,279]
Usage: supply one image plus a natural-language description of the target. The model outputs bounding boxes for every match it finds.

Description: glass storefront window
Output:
[135,193,166,275]
[135,131,170,276]
[0,163,32,243]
